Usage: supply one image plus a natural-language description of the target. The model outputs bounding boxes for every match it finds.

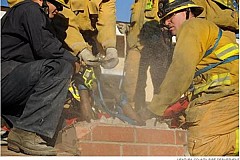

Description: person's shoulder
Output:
[18,1,43,16]
[16,0,41,12]
[5,1,41,18]
[185,18,216,26]
[183,18,217,31]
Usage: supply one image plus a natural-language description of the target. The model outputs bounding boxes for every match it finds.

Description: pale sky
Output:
[116,0,133,22]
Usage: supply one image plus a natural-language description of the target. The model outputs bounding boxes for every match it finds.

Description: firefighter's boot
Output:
[7,127,57,156]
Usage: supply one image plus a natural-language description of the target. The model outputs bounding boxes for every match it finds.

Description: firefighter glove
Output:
[78,48,100,66]
[101,48,119,69]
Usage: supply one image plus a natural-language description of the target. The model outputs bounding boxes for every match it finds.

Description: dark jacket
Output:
[1,0,77,79]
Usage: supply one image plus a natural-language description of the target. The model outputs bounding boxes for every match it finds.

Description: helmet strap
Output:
[42,0,49,16]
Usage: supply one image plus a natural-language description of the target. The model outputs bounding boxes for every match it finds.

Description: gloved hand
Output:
[101,48,119,69]
[78,48,100,66]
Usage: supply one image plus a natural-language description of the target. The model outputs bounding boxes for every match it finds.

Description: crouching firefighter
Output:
[1,0,80,156]
[141,0,239,156]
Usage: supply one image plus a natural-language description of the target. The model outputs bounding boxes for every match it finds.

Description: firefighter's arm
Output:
[55,7,88,56]
[96,0,116,49]
[147,21,204,116]
[96,0,119,69]
[53,8,100,66]
[192,0,207,18]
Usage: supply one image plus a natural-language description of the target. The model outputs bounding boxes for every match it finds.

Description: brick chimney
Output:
[55,118,188,156]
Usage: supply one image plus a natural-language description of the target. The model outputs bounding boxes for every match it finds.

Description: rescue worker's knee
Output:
[56,59,74,75]
[42,59,74,78]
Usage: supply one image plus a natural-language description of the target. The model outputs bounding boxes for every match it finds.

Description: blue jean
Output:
[1,59,73,138]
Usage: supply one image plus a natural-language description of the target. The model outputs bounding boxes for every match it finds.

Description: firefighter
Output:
[145,0,239,156]
[7,0,119,122]
[7,0,118,68]
[1,0,80,155]
[52,0,118,69]
[117,0,173,124]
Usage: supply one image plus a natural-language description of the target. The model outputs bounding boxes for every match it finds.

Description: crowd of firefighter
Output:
[1,0,239,156]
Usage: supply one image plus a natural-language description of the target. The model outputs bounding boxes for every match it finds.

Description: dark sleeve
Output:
[22,5,77,64]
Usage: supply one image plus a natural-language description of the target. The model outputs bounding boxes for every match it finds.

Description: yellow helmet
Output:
[158,0,204,20]
[213,0,235,10]
[54,0,70,9]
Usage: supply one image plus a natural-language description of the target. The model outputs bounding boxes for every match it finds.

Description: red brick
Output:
[60,127,78,147]
[122,144,148,156]
[175,130,187,145]
[74,125,91,140]
[92,125,135,142]
[79,142,120,156]
[56,121,187,156]
[56,127,82,155]
[136,128,175,144]
[149,145,180,156]
[176,146,185,156]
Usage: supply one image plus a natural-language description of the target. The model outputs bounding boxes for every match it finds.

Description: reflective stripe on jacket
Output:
[193,41,239,95]
[148,18,238,116]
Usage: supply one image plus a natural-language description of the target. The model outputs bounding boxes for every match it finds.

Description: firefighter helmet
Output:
[158,0,204,20]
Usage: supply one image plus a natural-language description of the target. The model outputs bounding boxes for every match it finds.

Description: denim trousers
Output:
[1,59,73,138]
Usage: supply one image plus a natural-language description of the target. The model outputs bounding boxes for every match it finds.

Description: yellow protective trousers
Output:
[186,94,239,156]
